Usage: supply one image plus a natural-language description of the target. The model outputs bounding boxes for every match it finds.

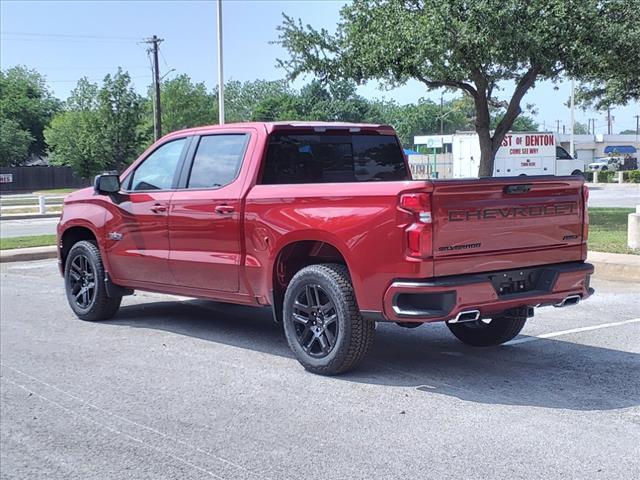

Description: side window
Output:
[187,134,248,189]
[556,146,573,160]
[129,138,186,191]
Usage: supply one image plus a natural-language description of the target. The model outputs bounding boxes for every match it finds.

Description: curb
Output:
[0,213,61,221]
[0,245,57,263]
[588,251,640,282]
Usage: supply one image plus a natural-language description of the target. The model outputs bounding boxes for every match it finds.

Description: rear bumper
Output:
[382,262,593,323]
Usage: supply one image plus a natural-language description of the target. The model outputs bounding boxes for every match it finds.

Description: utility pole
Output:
[569,79,575,157]
[143,35,164,141]
[607,107,612,135]
[216,0,225,124]
[556,120,560,133]
[440,95,444,135]
[635,114,639,143]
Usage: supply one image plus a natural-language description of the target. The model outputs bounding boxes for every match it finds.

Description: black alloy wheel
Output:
[292,284,339,358]
[68,253,96,309]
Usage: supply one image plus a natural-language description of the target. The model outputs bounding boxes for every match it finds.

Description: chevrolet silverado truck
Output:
[57,122,593,375]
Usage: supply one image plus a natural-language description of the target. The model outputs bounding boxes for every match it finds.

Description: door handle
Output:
[215,205,235,214]
[150,204,167,213]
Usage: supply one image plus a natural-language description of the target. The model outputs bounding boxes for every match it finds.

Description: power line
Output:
[1,31,140,40]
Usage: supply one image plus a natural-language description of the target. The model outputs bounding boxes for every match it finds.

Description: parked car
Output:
[588,157,622,171]
[57,122,593,374]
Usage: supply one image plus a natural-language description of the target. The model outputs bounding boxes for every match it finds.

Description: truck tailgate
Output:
[430,176,586,276]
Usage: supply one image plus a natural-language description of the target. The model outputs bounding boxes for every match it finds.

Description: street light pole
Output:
[569,79,575,157]
[216,0,225,124]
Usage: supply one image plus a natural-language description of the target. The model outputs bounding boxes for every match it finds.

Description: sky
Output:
[2,0,639,135]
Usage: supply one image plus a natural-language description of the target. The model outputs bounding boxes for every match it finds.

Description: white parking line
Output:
[506,318,640,345]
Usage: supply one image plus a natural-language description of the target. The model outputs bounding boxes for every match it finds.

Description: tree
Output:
[46,110,106,178]
[46,70,143,177]
[0,66,60,162]
[619,129,637,135]
[157,74,216,133]
[0,118,34,166]
[99,69,144,170]
[224,79,293,122]
[45,78,109,177]
[573,122,589,134]
[277,0,640,176]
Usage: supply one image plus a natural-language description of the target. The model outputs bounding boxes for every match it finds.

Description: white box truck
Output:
[451,132,584,177]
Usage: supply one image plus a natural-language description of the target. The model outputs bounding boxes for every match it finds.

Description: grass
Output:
[0,206,62,215]
[32,188,77,195]
[0,234,57,250]
[588,207,637,255]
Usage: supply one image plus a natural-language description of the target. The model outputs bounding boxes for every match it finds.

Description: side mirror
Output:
[94,173,121,194]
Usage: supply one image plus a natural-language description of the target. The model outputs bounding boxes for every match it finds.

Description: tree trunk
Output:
[477,131,495,177]
[473,87,495,177]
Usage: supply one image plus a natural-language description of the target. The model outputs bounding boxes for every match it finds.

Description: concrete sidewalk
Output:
[1,245,638,282]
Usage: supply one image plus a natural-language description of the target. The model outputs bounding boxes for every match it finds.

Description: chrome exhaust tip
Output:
[448,309,481,324]
[554,294,581,308]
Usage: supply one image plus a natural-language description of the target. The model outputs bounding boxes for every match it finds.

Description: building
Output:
[555,134,639,164]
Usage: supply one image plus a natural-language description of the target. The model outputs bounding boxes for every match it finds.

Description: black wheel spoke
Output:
[292,313,308,325]
[324,327,336,347]
[317,333,330,354]
[312,285,322,308]
[293,283,339,359]
[323,314,337,327]
[303,334,316,353]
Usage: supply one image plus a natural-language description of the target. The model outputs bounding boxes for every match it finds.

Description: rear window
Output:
[261,134,409,184]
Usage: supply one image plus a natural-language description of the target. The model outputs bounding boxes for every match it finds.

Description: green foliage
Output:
[0,66,61,163]
[277,0,640,176]
[573,122,589,134]
[45,110,106,178]
[624,170,640,183]
[46,70,143,177]
[597,170,617,183]
[225,79,292,122]
[0,118,34,166]
[98,69,144,170]
[143,74,217,139]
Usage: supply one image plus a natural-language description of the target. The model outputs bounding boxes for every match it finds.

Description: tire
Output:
[64,240,121,321]
[282,263,375,375]
[446,315,526,347]
[571,170,584,177]
[601,166,608,171]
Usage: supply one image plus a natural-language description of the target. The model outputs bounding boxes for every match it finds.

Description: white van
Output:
[452,132,584,177]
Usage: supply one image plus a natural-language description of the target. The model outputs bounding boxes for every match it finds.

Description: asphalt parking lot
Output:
[1,259,639,480]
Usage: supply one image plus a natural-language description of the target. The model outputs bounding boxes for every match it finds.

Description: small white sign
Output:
[0,173,13,183]
[414,136,443,148]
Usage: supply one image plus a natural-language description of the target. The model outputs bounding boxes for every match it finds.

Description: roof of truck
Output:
[164,121,396,139]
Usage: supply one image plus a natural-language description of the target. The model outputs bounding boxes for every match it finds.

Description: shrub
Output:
[597,170,616,183]
[584,171,594,182]
[625,170,640,183]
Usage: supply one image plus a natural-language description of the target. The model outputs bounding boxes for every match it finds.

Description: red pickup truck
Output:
[57,122,593,374]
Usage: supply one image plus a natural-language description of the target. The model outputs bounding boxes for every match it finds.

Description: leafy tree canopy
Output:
[0,118,34,167]
[0,66,61,163]
[277,0,640,175]
[46,69,143,177]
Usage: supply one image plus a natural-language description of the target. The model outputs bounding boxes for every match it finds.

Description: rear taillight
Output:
[582,184,589,241]
[400,192,433,258]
